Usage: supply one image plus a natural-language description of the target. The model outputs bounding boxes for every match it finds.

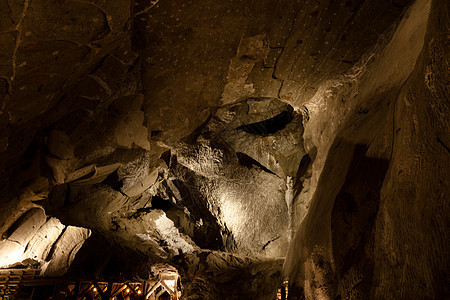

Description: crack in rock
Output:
[8,0,29,101]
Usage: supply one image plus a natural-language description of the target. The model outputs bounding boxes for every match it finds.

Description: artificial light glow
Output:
[93,287,97,292]
[0,242,25,268]
[137,290,142,294]
[219,192,245,230]
[164,279,176,290]
[126,288,130,293]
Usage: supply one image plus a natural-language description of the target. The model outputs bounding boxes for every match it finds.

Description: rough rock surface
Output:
[0,208,88,273]
[283,0,449,299]
[41,225,91,277]
[0,0,448,299]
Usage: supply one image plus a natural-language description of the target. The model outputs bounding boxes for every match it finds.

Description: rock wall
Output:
[0,207,90,276]
[283,0,449,298]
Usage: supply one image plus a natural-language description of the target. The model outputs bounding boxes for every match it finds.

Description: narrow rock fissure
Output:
[236,152,276,175]
[236,108,293,135]
[45,226,67,262]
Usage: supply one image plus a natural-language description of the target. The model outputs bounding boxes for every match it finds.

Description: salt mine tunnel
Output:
[0,0,448,299]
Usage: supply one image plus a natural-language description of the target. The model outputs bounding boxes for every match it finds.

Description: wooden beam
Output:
[93,281,111,300]
[160,280,175,296]
[125,282,140,295]
[79,283,94,296]
[104,281,112,299]
[111,283,127,296]
[146,281,162,299]
[69,281,80,300]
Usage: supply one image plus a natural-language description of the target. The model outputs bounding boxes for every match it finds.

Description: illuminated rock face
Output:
[0,208,89,275]
[0,0,448,299]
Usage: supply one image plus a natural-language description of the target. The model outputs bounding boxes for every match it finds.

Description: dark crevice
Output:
[89,55,109,75]
[236,107,293,135]
[160,150,171,167]
[236,152,276,175]
[171,179,209,221]
[3,208,42,240]
[171,176,228,250]
[437,136,450,153]
[262,236,280,250]
[392,0,413,9]
[151,195,173,211]
[45,226,67,262]
[101,171,123,191]
[128,206,152,219]
[63,184,71,207]
[151,130,162,137]
[293,153,313,200]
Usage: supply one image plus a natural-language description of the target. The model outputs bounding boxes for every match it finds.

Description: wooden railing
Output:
[0,269,180,299]
[0,269,41,299]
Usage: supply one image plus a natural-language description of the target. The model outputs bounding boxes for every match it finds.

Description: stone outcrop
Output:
[0,208,89,275]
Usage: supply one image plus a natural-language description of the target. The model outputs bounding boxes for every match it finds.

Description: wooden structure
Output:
[145,273,180,300]
[0,269,41,299]
[0,268,181,300]
[57,281,145,299]
[276,280,289,300]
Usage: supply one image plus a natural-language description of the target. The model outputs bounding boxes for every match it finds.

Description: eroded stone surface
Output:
[0,209,88,274]
[41,226,91,277]
[24,217,65,262]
